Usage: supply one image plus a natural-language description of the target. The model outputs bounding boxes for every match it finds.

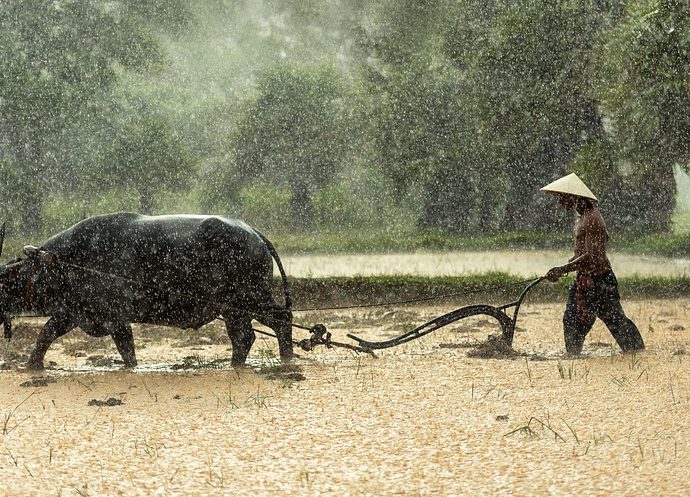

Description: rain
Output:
[1,1,690,495]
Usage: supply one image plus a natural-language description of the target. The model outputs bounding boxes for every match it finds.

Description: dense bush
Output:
[286,273,690,309]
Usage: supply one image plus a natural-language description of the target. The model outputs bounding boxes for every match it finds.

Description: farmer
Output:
[541,173,645,355]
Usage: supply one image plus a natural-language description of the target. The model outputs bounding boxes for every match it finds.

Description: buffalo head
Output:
[0,232,59,341]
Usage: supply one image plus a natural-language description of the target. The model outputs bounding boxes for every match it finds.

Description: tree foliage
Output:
[596,0,690,232]
[444,0,608,231]
[108,102,194,215]
[233,63,348,226]
[1,0,688,237]
[0,0,191,232]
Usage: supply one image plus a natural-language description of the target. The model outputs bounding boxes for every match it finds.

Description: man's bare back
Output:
[572,208,611,274]
[545,202,611,281]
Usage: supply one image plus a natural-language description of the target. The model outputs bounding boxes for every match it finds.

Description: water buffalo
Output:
[0,213,293,369]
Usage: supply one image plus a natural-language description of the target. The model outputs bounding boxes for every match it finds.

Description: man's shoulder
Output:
[579,208,607,232]
[579,209,606,229]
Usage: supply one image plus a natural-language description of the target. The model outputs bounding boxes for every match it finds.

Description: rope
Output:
[253,327,376,356]
[293,278,538,312]
[56,260,312,331]
[41,257,534,357]
[57,259,535,319]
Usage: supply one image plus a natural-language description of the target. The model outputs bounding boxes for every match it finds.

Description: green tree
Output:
[232,63,348,227]
[0,0,191,233]
[446,0,608,231]
[351,0,484,232]
[596,0,690,232]
[108,104,194,215]
[392,63,479,233]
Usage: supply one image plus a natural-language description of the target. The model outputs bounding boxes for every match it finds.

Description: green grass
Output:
[3,209,690,268]
[617,232,690,258]
[3,228,689,264]
[283,273,690,309]
[272,231,575,254]
[272,230,690,257]
[287,272,541,309]
[673,211,690,233]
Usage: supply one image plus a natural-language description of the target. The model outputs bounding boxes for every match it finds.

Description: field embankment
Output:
[275,250,690,309]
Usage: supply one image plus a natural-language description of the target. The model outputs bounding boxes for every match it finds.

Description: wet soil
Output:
[1,299,690,495]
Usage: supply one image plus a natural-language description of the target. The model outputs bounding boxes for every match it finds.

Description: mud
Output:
[466,334,518,359]
[87,397,124,407]
[0,299,689,495]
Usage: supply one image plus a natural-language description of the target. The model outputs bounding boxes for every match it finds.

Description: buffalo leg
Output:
[27,315,75,370]
[224,313,255,367]
[256,307,294,361]
[109,322,137,368]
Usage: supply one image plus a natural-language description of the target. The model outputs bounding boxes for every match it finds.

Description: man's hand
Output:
[545,266,566,282]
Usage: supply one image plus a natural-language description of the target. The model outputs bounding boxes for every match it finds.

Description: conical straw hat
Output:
[540,173,598,202]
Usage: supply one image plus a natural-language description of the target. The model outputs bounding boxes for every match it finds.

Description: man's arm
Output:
[545,212,605,281]
[545,254,592,281]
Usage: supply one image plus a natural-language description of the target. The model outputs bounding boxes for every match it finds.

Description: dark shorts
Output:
[563,271,645,354]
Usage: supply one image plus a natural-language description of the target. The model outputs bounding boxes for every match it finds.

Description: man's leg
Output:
[563,280,596,355]
[593,272,645,352]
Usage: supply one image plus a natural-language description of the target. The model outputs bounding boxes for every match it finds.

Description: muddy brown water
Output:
[1,298,690,496]
[281,250,690,277]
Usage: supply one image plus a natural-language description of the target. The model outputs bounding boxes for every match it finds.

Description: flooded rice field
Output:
[1,297,690,496]
[282,250,690,277]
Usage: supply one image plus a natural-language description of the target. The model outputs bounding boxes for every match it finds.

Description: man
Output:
[541,173,645,355]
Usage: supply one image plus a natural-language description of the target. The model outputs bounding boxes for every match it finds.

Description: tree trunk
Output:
[18,195,43,235]
[639,162,676,233]
[15,132,45,235]
[139,188,154,215]
[291,182,313,228]
[476,184,499,233]
[499,179,534,232]
[418,165,472,233]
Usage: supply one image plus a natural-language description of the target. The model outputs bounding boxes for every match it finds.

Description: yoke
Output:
[345,277,544,351]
